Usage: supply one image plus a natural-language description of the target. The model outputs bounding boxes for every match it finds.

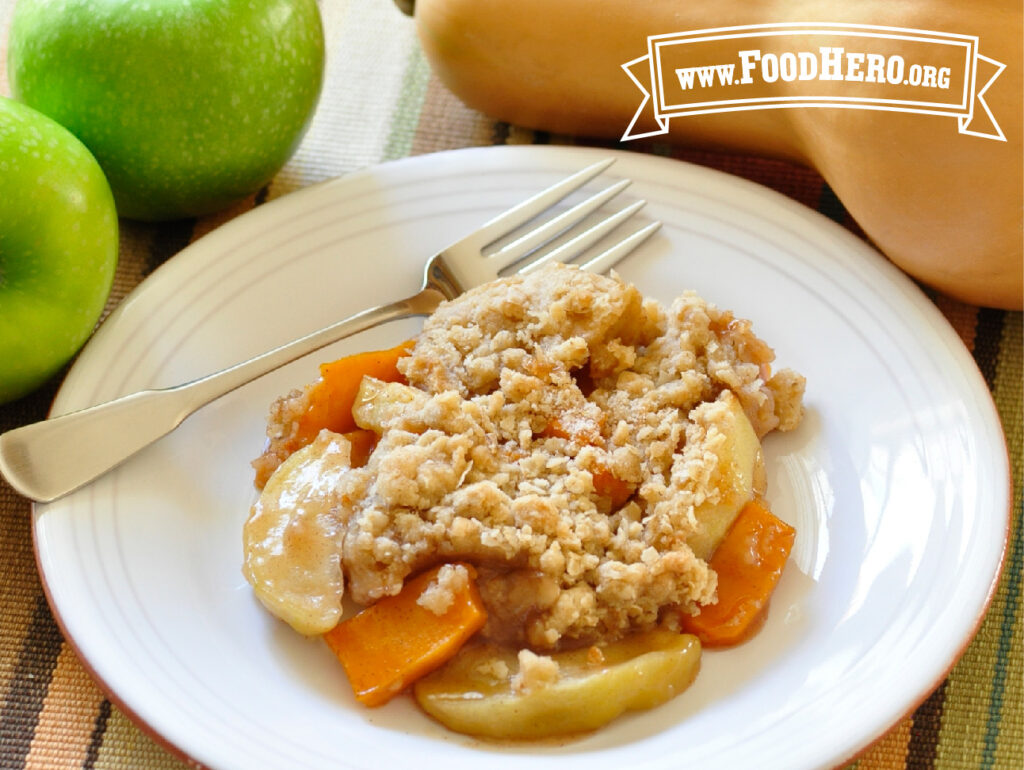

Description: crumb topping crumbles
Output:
[244,263,804,650]
[416,563,471,616]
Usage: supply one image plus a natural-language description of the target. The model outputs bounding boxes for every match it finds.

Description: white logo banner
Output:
[621,23,1006,142]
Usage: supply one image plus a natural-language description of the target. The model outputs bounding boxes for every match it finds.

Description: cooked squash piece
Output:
[324,563,487,707]
[682,498,795,647]
[294,339,413,446]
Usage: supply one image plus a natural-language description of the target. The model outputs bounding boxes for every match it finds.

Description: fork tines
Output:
[479,158,661,276]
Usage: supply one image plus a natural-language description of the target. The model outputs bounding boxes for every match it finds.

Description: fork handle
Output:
[0,287,446,503]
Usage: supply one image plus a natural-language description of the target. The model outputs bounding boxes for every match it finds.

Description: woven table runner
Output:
[1,1,1020,768]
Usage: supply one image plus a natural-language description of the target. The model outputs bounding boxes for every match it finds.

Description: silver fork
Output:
[0,158,660,503]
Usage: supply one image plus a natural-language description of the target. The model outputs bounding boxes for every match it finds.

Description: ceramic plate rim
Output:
[32,145,1011,770]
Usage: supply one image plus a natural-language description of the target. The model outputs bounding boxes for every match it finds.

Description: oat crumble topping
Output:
[244,263,805,649]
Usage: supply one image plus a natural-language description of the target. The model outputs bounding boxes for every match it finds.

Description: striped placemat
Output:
[0,1,1020,767]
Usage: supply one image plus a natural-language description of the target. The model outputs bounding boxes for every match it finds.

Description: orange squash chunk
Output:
[323,563,487,707]
[681,498,795,647]
[293,339,414,447]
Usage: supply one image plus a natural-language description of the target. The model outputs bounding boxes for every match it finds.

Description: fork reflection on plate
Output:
[0,158,660,504]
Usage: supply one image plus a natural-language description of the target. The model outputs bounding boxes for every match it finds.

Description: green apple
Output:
[8,0,325,221]
[0,97,118,405]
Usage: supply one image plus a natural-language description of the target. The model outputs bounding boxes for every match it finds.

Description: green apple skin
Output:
[9,0,325,221]
[0,97,118,405]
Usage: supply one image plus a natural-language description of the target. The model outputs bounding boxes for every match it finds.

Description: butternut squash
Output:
[405,0,1022,309]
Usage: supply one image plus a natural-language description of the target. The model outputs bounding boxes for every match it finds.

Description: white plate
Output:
[34,146,1010,770]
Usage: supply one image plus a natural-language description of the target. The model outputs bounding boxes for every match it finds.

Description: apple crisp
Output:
[244,263,804,651]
